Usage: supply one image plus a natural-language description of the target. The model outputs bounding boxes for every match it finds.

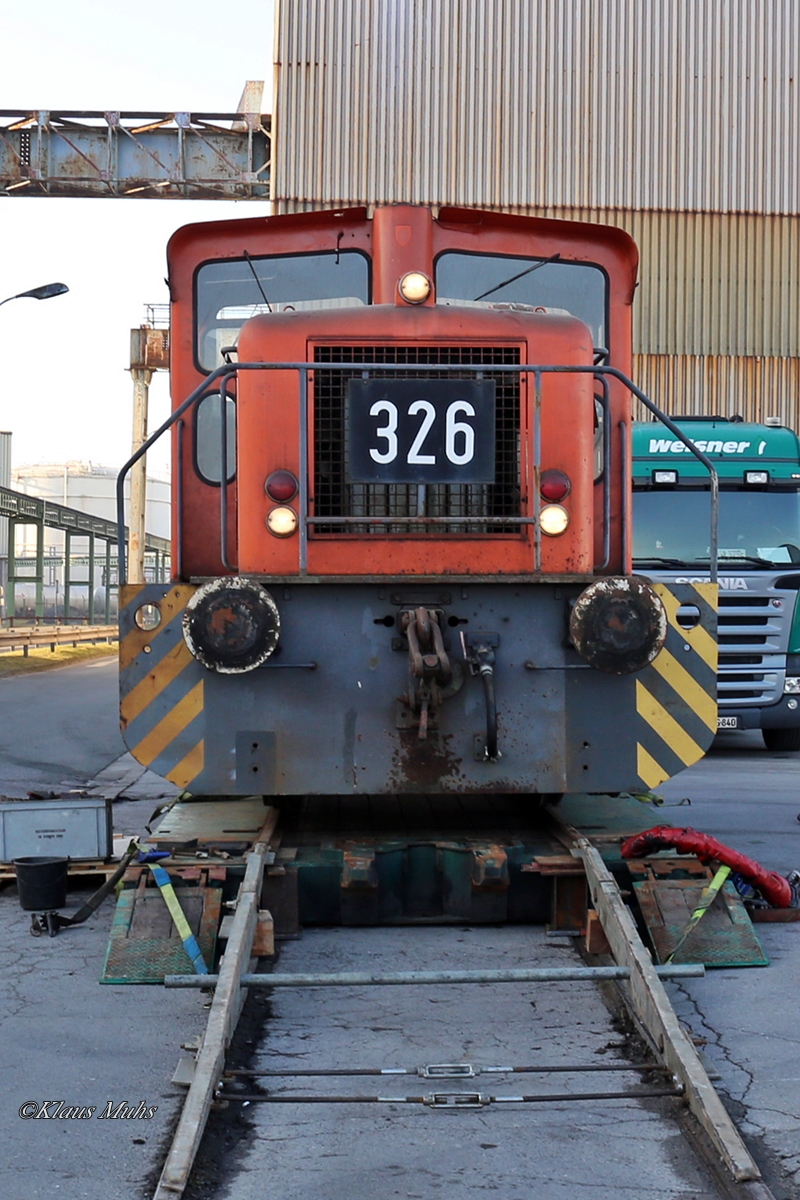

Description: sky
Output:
[0,1,275,477]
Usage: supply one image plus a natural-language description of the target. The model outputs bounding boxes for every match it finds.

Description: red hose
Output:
[620,826,793,908]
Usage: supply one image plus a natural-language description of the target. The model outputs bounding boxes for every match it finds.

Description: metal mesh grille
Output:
[312,346,520,534]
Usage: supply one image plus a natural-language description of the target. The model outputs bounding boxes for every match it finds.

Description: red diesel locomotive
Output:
[117,204,717,799]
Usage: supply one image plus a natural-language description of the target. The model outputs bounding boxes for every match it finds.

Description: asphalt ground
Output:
[185,925,725,1200]
[0,661,797,1198]
[660,733,800,1199]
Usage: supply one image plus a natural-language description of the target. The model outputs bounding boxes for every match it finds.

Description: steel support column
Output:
[87,533,95,623]
[104,539,112,624]
[129,366,152,585]
[63,530,71,621]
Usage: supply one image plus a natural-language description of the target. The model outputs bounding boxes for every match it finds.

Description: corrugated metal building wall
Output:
[272,0,800,424]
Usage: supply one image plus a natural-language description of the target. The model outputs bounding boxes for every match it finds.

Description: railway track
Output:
[151,813,779,1200]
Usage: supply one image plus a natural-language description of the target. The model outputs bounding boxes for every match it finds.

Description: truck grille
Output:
[312,345,520,533]
[717,594,784,706]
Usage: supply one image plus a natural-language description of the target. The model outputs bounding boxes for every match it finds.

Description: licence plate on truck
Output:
[347,378,496,484]
[717,716,739,729]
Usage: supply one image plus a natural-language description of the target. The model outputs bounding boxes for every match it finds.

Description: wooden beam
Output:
[153,839,269,1198]
[554,817,762,1184]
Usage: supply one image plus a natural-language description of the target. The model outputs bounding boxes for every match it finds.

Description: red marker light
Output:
[540,469,571,502]
[265,470,299,502]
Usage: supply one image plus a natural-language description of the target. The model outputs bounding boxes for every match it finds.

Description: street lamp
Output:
[0,282,69,308]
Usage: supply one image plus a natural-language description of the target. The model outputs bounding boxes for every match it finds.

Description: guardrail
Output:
[0,624,118,656]
[117,361,719,584]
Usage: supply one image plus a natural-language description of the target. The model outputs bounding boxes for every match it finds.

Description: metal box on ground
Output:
[0,797,113,861]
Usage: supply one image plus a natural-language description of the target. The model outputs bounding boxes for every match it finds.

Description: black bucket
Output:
[13,857,69,911]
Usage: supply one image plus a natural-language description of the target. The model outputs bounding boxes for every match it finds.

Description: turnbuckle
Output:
[422,1092,490,1108]
[417,1062,477,1079]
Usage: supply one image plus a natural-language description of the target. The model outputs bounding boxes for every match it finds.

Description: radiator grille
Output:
[717,593,785,705]
[312,345,521,533]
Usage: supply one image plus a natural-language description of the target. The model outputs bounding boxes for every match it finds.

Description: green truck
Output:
[633,417,800,750]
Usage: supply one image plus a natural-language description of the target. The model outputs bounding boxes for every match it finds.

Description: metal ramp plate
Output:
[628,858,768,968]
[146,797,273,847]
[101,879,222,984]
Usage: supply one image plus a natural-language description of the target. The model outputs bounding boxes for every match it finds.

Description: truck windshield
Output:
[633,489,800,567]
[435,251,607,353]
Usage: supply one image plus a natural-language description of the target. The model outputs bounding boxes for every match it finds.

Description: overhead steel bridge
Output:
[0,107,270,199]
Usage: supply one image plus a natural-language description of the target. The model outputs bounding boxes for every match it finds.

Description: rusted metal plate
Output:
[146,799,275,846]
[630,861,768,968]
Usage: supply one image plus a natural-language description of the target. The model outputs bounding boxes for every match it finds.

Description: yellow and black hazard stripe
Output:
[634,582,718,790]
[119,583,205,790]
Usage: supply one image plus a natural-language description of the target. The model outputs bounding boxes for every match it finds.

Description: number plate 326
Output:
[346,379,496,484]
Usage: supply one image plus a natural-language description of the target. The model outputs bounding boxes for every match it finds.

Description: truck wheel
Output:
[763,727,800,752]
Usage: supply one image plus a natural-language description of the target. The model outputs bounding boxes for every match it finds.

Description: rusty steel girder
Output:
[0,110,270,199]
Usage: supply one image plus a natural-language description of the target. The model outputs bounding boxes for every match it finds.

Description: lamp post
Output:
[0,282,69,308]
[0,281,69,619]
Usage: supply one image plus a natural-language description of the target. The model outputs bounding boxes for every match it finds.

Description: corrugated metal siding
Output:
[274,0,800,215]
[523,208,800,359]
[633,355,800,429]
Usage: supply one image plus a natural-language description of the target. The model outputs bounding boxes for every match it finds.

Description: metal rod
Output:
[304,515,538,525]
[219,375,234,571]
[115,360,716,583]
[165,964,705,988]
[298,366,309,574]
[116,364,232,582]
[619,419,629,572]
[226,1061,670,1078]
[215,1086,683,1105]
[596,375,612,571]
[175,418,184,582]
[533,369,542,572]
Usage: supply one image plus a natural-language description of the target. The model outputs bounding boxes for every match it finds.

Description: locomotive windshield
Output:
[196,250,370,370]
[435,251,608,354]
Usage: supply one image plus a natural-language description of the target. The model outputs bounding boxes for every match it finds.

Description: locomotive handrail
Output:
[116,362,718,585]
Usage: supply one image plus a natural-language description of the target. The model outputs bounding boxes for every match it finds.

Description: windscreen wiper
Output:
[694,554,776,568]
[474,254,561,302]
[633,556,690,568]
[243,250,273,312]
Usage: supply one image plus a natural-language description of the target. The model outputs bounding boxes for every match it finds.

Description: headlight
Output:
[784,677,800,694]
[183,577,280,673]
[266,506,299,537]
[540,504,570,536]
[398,271,432,303]
[570,577,668,675]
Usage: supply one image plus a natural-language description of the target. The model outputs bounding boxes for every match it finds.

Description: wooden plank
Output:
[549,814,762,1186]
[252,909,275,957]
[153,839,269,1199]
[633,878,769,968]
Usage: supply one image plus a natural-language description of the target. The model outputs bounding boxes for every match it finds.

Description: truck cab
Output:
[633,417,800,750]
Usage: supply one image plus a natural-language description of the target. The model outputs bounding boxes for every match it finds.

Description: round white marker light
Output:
[398,272,432,304]
[540,504,570,536]
[266,506,298,537]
